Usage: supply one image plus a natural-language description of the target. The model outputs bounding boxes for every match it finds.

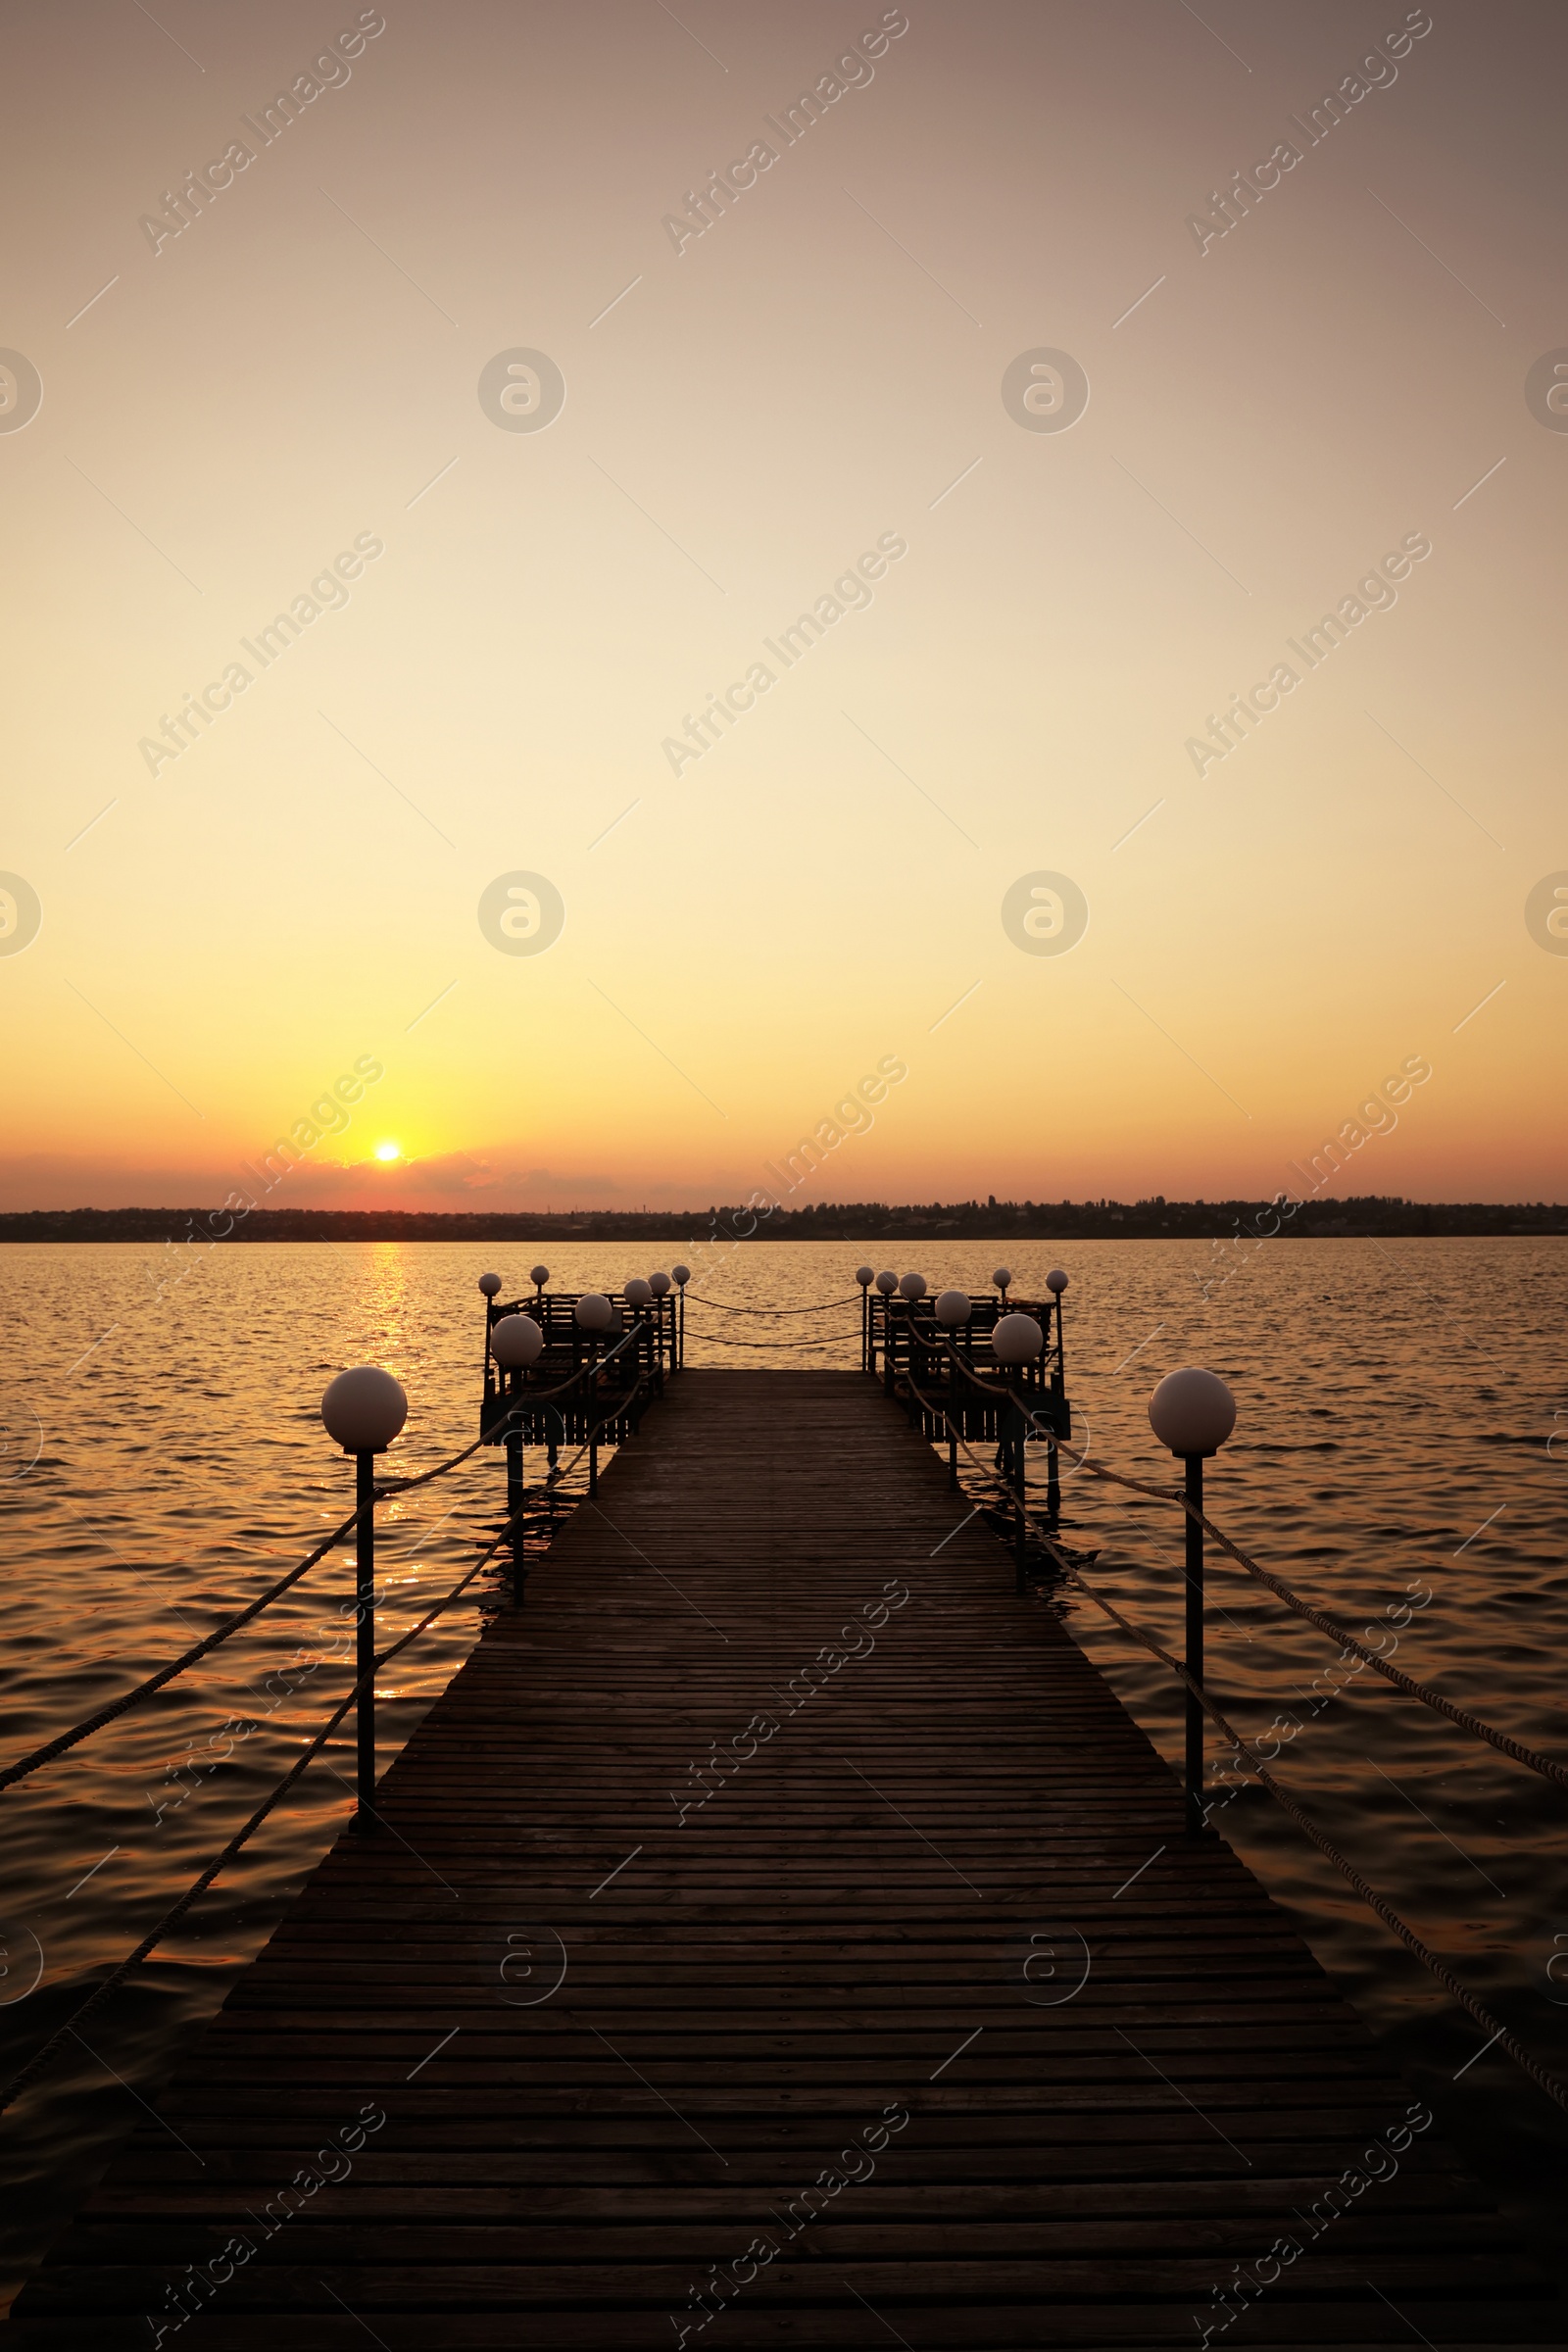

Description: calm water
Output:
[2,1237,1565,2303]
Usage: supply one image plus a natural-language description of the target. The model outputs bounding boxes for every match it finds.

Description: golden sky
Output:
[2,0,1564,1209]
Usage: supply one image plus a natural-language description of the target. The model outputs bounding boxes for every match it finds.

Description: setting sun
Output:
[374,1143,402,1163]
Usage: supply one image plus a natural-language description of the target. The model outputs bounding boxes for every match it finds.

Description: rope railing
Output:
[683,1294,862,1317]
[0,1324,649,1796]
[1190,1503,1568,1791]
[998,1374,1568,1795]
[898,1355,1568,2117]
[529,1377,649,1496]
[921,1330,1568,1794]
[0,1372,650,2120]
[0,1503,514,2117]
[378,1321,644,1493]
[0,1508,362,1794]
[680,1328,861,1352]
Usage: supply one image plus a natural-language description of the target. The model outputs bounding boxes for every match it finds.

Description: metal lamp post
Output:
[492,1313,545,1602]
[625,1278,656,1398]
[478,1271,502,1383]
[574,1294,614,1493]
[934,1290,970,1487]
[1148,1367,1238,1838]
[1045,1269,1069,1520]
[671,1265,690,1367]
[993,1312,1045,1591]
[650,1270,673,1373]
[856,1266,874,1373]
[320,1366,410,1835]
[874,1272,897,1384]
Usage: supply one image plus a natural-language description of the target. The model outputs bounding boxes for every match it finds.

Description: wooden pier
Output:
[10,1370,1560,2346]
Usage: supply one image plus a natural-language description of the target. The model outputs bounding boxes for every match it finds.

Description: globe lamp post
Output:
[320,1367,409,1833]
[1148,1368,1237,1838]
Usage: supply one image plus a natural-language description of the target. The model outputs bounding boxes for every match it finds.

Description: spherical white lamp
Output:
[991,1267,1012,1294]
[491,1313,544,1369]
[529,1263,549,1287]
[321,1366,409,1454]
[875,1271,898,1296]
[1149,1367,1236,1457]
[671,1264,691,1287]
[477,1272,502,1298]
[575,1293,613,1332]
[934,1289,970,1327]
[855,1265,874,1288]
[992,1312,1044,1365]
[898,1272,927,1300]
[624,1277,653,1308]
[1046,1268,1068,1296]
[1151,1367,1236,1835]
[649,1271,672,1297]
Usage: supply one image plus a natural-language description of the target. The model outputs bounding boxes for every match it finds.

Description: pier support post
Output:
[355,1447,378,1835]
[1183,1452,1204,1838]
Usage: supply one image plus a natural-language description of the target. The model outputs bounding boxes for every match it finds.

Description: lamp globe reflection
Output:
[898,1273,927,1300]
[477,1272,502,1298]
[934,1289,970,1326]
[874,1271,898,1296]
[1046,1268,1069,1295]
[491,1314,545,1369]
[575,1293,614,1333]
[992,1313,1044,1365]
[1148,1367,1236,1458]
[321,1367,408,1454]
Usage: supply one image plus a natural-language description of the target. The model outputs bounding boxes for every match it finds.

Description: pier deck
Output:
[10,1371,1560,2346]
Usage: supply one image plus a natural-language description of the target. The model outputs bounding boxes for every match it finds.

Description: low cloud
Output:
[0,1151,646,1214]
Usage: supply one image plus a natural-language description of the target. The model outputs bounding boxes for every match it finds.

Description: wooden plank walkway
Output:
[11,1370,1561,2347]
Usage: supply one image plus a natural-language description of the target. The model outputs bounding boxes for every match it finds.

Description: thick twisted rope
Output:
[0,1374,649,2118]
[0,1540,497,2115]
[684,1294,862,1317]
[901,1363,1568,2116]
[535,1379,651,1491]
[1191,1508,1568,1790]
[0,1508,361,1793]
[0,1331,651,1792]
[379,1321,645,1493]
[929,1338,1568,1793]
[683,1329,859,1352]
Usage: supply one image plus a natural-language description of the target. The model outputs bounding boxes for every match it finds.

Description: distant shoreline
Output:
[1,1200,1562,1244]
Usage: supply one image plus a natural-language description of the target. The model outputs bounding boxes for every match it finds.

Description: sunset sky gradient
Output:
[2,0,1564,1210]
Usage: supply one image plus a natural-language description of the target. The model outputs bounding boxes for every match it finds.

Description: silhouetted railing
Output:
[883,1327,1568,2118]
[0,1285,666,2116]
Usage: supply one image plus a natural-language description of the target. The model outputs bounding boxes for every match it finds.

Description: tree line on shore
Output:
[0,1197,1562,1244]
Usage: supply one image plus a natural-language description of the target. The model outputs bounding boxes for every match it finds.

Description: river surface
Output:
[1,1237,1565,2304]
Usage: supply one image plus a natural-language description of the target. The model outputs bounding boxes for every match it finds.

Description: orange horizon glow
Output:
[2,2,1563,1214]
